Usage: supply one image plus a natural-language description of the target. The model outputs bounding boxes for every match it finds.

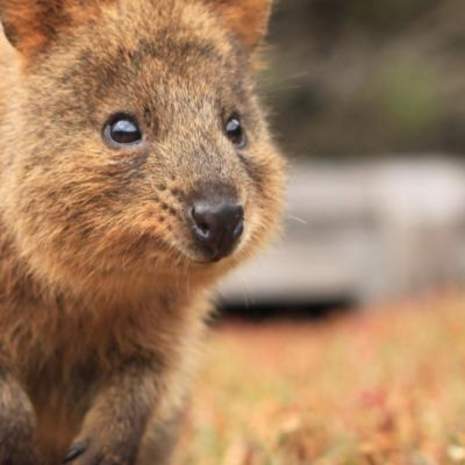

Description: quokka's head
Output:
[0,0,285,293]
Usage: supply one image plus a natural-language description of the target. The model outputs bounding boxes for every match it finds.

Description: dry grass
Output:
[178,292,465,465]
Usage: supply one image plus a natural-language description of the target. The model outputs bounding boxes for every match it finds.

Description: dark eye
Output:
[103,114,143,147]
[225,116,247,149]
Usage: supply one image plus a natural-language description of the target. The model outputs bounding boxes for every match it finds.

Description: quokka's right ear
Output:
[0,0,106,57]
[0,0,65,56]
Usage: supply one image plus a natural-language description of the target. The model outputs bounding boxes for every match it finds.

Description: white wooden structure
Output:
[219,158,465,306]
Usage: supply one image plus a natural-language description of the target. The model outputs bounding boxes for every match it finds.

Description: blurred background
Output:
[267,0,464,157]
[218,0,465,316]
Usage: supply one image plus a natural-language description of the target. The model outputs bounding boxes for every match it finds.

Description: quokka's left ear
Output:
[205,0,273,50]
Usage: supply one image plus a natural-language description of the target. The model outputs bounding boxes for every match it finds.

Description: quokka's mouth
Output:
[176,236,245,266]
[168,220,246,266]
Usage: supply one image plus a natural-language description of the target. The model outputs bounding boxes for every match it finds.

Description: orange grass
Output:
[178,292,465,465]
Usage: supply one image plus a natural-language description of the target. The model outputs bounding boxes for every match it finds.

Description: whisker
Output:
[237,274,251,310]
[287,214,308,225]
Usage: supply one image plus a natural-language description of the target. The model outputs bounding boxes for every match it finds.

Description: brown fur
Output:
[0,1,285,464]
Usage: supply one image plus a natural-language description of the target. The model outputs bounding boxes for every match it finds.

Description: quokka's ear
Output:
[0,0,104,57]
[0,0,66,55]
[206,0,273,50]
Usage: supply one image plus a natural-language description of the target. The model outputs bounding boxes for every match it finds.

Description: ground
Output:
[178,292,465,465]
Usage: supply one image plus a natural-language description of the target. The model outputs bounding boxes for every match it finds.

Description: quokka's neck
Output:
[0,219,210,363]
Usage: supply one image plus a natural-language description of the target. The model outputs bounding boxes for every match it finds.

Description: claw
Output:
[63,442,87,463]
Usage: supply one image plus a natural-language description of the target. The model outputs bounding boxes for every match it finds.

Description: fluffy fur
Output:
[0,1,285,464]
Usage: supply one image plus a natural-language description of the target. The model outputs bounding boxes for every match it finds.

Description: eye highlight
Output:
[225,115,247,149]
[103,114,143,147]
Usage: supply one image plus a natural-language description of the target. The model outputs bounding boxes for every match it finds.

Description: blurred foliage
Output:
[179,292,465,465]
[262,0,465,157]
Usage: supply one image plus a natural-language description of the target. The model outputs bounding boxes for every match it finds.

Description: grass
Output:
[178,292,465,465]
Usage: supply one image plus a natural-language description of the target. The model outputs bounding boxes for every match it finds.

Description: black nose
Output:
[190,199,244,262]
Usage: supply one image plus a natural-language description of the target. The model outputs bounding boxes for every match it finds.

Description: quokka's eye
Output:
[225,115,247,149]
[103,114,143,147]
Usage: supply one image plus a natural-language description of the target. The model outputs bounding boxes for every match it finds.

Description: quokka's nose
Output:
[189,198,244,262]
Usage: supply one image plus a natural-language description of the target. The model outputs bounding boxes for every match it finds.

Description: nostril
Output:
[190,206,212,239]
[233,216,244,239]
[229,207,243,236]
[197,222,210,235]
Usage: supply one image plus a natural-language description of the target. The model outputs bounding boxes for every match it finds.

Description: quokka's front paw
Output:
[63,436,139,465]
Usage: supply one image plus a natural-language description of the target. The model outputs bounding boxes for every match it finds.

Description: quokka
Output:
[0,0,285,463]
